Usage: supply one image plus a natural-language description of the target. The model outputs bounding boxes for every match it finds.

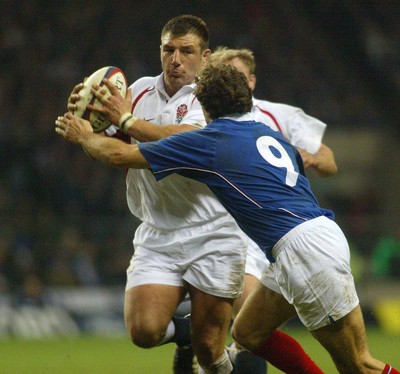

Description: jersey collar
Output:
[220,112,254,121]
[156,73,196,101]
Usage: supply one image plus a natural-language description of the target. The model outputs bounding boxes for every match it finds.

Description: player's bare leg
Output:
[232,274,259,316]
[187,283,234,372]
[230,274,267,373]
[233,283,324,373]
[124,284,186,348]
[311,304,385,373]
[232,282,295,350]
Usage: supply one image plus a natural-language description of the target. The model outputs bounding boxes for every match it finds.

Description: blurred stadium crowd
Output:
[1,1,399,303]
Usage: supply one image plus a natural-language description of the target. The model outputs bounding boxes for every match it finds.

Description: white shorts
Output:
[261,216,359,331]
[126,216,247,298]
[245,239,270,279]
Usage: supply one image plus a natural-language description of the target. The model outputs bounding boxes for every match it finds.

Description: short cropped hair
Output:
[161,15,210,51]
[195,64,253,120]
[210,47,256,74]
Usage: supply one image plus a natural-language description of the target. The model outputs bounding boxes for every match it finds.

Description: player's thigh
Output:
[233,239,269,316]
[232,274,260,317]
[125,283,185,333]
[188,284,233,339]
[232,282,296,349]
[182,221,247,299]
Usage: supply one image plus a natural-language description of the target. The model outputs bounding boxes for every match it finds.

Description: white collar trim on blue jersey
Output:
[220,112,254,121]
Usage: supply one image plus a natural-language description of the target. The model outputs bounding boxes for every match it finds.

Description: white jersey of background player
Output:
[210,47,337,180]
[252,97,325,156]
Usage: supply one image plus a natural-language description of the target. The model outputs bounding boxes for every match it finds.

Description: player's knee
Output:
[231,324,256,351]
[193,340,215,367]
[125,318,163,348]
[129,328,163,348]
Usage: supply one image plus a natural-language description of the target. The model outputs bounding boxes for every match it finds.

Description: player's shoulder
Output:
[129,75,159,94]
[253,97,301,116]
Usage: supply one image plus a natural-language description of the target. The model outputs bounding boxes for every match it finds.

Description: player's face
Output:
[227,57,256,91]
[161,33,210,97]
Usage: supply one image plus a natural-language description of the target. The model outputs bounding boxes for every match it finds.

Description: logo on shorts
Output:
[176,104,188,123]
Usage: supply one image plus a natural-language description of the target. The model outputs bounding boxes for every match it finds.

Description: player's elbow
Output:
[328,162,338,176]
[108,147,146,169]
[315,144,338,177]
[318,160,338,177]
[108,150,131,168]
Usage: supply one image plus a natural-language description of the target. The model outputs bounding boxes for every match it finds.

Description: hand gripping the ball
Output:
[88,78,132,128]
[68,66,129,133]
[67,82,85,113]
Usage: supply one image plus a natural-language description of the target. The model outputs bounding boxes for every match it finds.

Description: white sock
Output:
[157,320,175,345]
[198,350,233,374]
[226,342,238,365]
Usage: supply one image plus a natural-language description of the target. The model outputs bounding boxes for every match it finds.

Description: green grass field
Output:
[1,328,399,373]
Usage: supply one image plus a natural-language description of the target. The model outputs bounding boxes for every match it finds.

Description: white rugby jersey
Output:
[125,73,231,229]
[252,98,327,155]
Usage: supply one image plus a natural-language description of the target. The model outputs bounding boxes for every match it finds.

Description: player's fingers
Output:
[67,83,84,111]
[72,82,84,94]
[55,115,65,124]
[68,102,76,112]
[55,116,66,134]
[67,93,81,111]
[86,103,107,114]
[68,83,84,102]
[102,78,120,96]
[90,85,111,104]
[69,93,81,102]
[100,91,112,103]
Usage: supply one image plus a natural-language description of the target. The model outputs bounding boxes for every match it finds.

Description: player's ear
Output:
[202,49,211,66]
[248,74,256,91]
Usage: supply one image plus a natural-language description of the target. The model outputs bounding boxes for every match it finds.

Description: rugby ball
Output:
[73,66,128,132]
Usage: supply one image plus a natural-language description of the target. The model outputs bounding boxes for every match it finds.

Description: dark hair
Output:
[195,65,253,120]
[161,15,210,50]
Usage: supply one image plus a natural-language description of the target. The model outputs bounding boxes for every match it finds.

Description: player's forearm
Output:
[123,117,197,142]
[79,133,149,169]
[56,113,149,169]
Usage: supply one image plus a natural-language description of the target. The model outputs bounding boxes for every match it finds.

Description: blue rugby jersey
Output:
[139,115,334,262]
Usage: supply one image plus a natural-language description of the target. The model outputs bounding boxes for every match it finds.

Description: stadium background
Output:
[1,0,399,372]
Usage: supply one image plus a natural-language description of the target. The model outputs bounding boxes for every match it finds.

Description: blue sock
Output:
[171,316,191,347]
[235,350,267,374]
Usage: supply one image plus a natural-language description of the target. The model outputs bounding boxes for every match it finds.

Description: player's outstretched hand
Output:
[88,78,132,126]
[55,112,93,144]
[67,82,85,112]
